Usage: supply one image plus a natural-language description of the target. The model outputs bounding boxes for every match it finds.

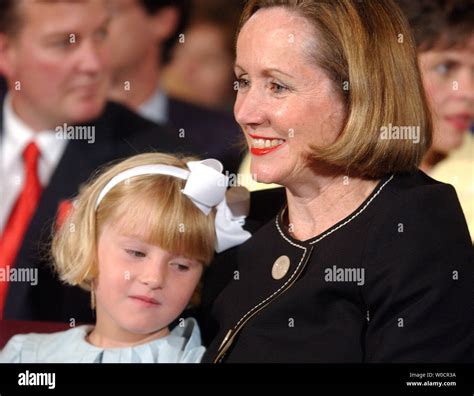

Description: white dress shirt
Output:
[0,95,67,233]
[137,86,168,125]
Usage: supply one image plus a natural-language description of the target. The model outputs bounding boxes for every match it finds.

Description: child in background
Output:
[0,153,250,363]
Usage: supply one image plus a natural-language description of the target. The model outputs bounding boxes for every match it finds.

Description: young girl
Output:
[0,153,250,363]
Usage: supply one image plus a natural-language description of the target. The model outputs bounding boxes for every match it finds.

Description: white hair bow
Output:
[96,159,251,253]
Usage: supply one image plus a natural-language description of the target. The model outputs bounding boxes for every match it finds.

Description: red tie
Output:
[0,142,42,318]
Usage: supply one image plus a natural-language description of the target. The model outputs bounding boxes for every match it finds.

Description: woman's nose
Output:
[453,67,474,102]
[234,89,267,127]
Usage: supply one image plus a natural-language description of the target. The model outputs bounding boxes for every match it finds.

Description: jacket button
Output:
[272,255,290,280]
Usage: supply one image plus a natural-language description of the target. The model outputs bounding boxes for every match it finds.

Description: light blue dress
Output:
[0,318,205,363]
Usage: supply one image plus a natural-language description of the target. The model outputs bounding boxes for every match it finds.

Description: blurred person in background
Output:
[107,0,243,174]
[397,0,474,240]
[162,0,241,111]
[0,0,181,323]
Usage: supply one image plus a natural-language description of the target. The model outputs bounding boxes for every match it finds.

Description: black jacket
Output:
[201,171,474,363]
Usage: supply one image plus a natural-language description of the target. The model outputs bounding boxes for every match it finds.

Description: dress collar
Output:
[276,174,394,247]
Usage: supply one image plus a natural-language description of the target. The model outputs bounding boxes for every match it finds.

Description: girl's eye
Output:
[125,249,146,258]
[171,262,190,272]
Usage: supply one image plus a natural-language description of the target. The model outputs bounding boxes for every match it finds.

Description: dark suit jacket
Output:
[0,94,206,323]
[0,76,5,97]
[166,97,243,175]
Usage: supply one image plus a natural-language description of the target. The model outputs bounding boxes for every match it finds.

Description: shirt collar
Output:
[3,95,67,167]
[137,87,168,125]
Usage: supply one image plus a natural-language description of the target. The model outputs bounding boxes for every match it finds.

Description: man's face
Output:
[0,0,111,131]
[168,23,235,108]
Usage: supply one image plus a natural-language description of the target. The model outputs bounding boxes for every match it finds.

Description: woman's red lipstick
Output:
[249,134,286,156]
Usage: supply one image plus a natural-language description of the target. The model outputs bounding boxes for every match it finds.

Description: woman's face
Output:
[418,37,474,154]
[234,7,345,186]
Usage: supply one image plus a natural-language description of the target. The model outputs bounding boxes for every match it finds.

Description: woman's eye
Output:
[236,78,250,90]
[434,62,455,75]
[125,249,146,258]
[270,82,288,94]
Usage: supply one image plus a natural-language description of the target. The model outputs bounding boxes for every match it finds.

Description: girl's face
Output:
[93,220,203,343]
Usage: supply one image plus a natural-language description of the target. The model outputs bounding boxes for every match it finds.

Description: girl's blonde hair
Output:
[52,153,217,292]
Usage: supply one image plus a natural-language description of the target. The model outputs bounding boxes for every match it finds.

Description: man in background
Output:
[0,0,182,323]
[106,0,243,174]
[162,0,242,111]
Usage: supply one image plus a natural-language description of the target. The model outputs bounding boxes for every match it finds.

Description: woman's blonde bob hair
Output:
[239,0,433,178]
[52,153,217,292]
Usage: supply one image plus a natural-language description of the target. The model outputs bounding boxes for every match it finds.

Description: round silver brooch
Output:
[272,255,291,280]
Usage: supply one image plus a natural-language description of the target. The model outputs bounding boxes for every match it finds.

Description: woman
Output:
[201,0,474,363]
[397,0,474,241]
